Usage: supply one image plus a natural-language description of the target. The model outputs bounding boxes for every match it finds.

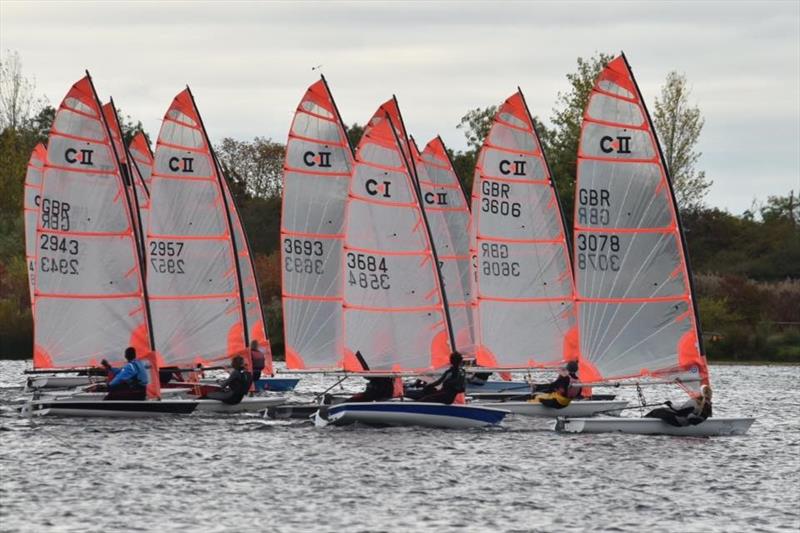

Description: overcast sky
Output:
[2,1,798,213]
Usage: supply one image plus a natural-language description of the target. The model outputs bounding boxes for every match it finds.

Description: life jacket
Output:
[250,349,266,371]
[442,367,466,393]
[566,373,582,399]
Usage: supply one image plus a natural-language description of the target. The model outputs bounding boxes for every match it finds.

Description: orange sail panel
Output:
[573,54,708,387]
[34,76,152,368]
[281,77,354,369]
[24,143,46,306]
[147,88,247,367]
[411,137,475,356]
[470,91,577,369]
[343,108,453,371]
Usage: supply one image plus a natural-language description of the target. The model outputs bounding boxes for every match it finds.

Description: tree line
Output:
[1,51,797,361]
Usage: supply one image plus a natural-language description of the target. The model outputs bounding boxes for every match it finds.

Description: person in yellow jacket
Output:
[528,360,581,408]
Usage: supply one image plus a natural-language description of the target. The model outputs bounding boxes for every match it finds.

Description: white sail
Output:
[342,107,453,371]
[281,77,353,369]
[574,54,708,389]
[147,88,248,367]
[24,143,46,306]
[127,131,153,239]
[34,75,152,368]
[470,91,577,369]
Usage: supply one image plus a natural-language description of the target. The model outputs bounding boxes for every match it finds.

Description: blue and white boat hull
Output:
[317,401,508,429]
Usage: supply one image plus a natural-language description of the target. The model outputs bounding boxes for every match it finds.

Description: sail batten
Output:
[470,91,577,369]
[574,54,708,389]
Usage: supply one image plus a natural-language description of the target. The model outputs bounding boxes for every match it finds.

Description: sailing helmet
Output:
[566,360,579,374]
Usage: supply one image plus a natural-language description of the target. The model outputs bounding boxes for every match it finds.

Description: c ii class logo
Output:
[168,156,194,173]
[303,151,332,168]
[64,148,94,166]
[600,135,632,154]
[499,159,526,176]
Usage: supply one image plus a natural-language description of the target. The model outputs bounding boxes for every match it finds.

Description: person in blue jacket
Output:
[103,347,149,401]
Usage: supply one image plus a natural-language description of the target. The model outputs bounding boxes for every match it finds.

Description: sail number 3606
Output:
[347,252,390,290]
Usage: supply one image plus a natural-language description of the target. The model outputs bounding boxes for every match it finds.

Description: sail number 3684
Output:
[347,252,390,290]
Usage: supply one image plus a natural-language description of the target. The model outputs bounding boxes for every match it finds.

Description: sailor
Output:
[250,340,267,385]
[645,385,713,427]
[344,376,395,403]
[104,347,149,401]
[417,352,466,404]
[528,360,581,409]
[204,355,252,405]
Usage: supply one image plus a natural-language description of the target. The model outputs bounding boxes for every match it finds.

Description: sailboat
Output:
[127,131,154,238]
[557,54,753,436]
[24,143,46,307]
[145,87,282,413]
[316,100,507,428]
[465,90,626,417]
[24,74,197,416]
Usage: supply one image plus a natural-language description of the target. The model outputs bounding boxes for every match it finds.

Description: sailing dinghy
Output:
[24,78,199,416]
[466,90,626,418]
[558,54,753,436]
[315,100,507,429]
[147,87,282,413]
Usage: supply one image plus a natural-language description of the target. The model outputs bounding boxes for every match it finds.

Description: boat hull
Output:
[26,376,97,390]
[481,400,627,418]
[23,399,198,418]
[322,402,508,429]
[254,378,300,392]
[556,417,755,436]
[193,397,285,413]
[465,380,529,393]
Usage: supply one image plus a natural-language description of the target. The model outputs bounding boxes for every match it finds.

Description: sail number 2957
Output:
[576,234,621,272]
[149,240,185,274]
[347,252,390,290]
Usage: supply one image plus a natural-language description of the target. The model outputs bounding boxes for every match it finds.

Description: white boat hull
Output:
[481,400,628,418]
[22,399,198,418]
[26,376,97,390]
[320,401,508,429]
[193,397,285,413]
[556,416,755,436]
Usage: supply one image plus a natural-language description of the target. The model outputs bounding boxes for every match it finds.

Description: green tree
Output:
[346,123,364,149]
[653,71,712,211]
[457,105,496,153]
[215,137,285,201]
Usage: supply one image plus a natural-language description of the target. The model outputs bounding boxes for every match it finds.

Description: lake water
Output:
[0,360,798,533]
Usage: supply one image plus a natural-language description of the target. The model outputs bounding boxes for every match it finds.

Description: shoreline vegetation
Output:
[1,52,798,364]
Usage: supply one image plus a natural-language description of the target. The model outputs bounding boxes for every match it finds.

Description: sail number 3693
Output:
[283,238,324,275]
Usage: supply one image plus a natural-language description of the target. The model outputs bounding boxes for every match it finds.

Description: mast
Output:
[321,74,355,157]
[87,73,155,351]
[620,52,705,356]
[184,86,250,348]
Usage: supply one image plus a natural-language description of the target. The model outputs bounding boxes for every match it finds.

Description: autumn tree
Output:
[654,71,713,211]
[215,137,285,201]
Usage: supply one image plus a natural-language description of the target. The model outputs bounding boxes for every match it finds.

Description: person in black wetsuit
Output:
[417,352,466,404]
[204,356,252,405]
[645,385,713,427]
[529,360,581,409]
[343,376,395,403]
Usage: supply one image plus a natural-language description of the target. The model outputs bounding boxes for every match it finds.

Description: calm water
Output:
[0,360,798,533]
